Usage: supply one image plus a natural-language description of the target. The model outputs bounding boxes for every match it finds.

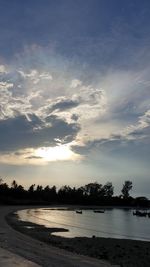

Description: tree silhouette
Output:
[0,177,148,207]
[103,182,114,198]
[11,180,18,189]
[121,180,133,199]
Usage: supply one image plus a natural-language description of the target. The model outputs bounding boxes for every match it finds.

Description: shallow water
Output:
[17,208,150,241]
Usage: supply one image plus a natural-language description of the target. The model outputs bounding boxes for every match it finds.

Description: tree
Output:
[121,180,132,199]
[28,184,35,193]
[36,185,43,192]
[83,182,103,196]
[103,182,114,198]
[28,184,35,197]
[11,180,18,189]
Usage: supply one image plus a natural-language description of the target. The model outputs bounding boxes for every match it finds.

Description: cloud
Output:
[26,156,43,159]
[49,98,79,112]
[0,114,80,152]
[0,65,8,73]
[0,55,150,168]
[71,109,150,161]
[71,133,150,166]
[71,114,79,121]
[0,81,13,90]
[18,69,52,84]
[70,79,82,88]
[122,109,150,139]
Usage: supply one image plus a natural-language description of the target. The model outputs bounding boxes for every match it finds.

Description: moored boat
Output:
[93,210,105,213]
[133,210,148,217]
[76,210,82,214]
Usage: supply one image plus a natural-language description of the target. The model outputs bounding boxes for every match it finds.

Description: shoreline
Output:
[0,205,116,267]
[6,206,150,267]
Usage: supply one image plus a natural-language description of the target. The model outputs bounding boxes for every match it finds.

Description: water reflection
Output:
[17,208,150,241]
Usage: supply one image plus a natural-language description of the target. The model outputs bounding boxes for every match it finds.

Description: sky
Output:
[0,0,150,197]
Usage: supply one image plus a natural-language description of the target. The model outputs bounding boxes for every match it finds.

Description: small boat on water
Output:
[133,210,148,217]
[93,210,105,213]
[76,210,82,214]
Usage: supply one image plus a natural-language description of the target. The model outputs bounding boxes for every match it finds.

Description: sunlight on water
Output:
[17,208,150,241]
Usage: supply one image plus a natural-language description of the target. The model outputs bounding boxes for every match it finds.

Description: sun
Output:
[35,144,79,162]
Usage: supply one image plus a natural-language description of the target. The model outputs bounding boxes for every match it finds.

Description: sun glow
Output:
[35,145,80,162]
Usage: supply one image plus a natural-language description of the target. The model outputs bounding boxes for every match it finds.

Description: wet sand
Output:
[0,205,116,267]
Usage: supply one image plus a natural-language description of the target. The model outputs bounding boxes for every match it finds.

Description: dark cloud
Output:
[50,99,79,112]
[72,133,150,164]
[71,114,79,121]
[129,125,150,139]
[26,156,42,159]
[0,114,80,152]
[71,137,123,155]
[113,101,142,121]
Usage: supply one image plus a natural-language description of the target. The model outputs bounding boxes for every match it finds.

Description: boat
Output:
[76,210,82,214]
[133,210,147,217]
[93,210,105,213]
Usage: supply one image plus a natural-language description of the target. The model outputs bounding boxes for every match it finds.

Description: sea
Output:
[17,207,150,241]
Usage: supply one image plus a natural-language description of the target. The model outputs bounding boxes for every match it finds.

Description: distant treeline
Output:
[0,179,149,207]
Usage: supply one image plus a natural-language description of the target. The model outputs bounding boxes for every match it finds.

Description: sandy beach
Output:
[0,205,118,267]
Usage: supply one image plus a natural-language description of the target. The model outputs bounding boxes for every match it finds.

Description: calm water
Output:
[17,208,150,241]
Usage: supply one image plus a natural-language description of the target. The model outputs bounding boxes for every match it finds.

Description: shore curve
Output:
[0,205,117,267]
